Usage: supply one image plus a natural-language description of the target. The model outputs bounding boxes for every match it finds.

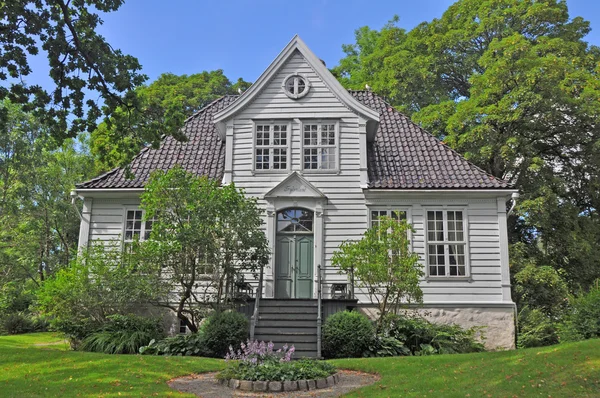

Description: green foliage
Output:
[0,101,94,290]
[517,307,559,349]
[139,333,207,357]
[322,311,375,359]
[364,335,411,357]
[219,359,336,382]
[79,315,164,355]
[1,313,34,335]
[91,72,251,171]
[558,283,600,342]
[513,262,569,317]
[0,1,146,141]
[381,314,485,355]
[36,244,155,346]
[332,217,422,327]
[336,0,600,291]
[138,166,269,332]
[201,311,249,358]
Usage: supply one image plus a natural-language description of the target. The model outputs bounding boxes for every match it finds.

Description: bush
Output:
[218,340,336,382]
[219,358,336,382]
[558,283,600,342]
[79,314,164,354]
[364,335,411,357]
[202,311,248,358]
[139,333,207,356]
[322,310,375,358]
[1,313,34,335]
[517,307,558,348]
[381,314,485,355]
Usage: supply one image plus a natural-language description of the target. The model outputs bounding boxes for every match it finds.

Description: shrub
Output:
[558,283,600,342]
[218,341,336,382]
[202,311,248,358]
[1,313,34,335]
[364,335,411,357]
[219,358,336,382]
[381,314,485,355]
[322,310,375,358]
[79,314,164,354]
[517,307,558,348]
[139,333,207,356]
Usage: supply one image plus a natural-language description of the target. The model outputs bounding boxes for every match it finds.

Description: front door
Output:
[275,209,314,299]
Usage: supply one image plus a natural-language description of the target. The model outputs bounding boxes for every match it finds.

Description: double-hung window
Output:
[370,209,407,228]
[254,123,289,171]
[303,122,338,171]
[123,209,156,244]
[426,210,467,277]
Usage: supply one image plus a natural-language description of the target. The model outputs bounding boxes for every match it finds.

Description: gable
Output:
[264,172,325,199]
[213,35,379,139]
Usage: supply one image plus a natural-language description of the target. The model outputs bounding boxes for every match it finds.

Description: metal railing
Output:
[316,264,322,358]
[249,263,264,340]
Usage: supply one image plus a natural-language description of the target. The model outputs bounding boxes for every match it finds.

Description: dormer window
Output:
[283,74,310,99]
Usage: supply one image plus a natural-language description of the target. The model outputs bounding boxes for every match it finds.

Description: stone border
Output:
[220,373,340,392]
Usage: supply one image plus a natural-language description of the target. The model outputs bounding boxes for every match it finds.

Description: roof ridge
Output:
[184,94,240,123]
[354,90,511,187]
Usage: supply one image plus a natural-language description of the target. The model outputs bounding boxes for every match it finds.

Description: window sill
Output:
[252,169,290,175]
[300,169,340,175]
[425,276,473,283]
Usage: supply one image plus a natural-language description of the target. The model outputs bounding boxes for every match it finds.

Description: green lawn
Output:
[0,333,599,397]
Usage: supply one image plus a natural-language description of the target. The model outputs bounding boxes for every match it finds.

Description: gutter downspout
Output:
[70,190,83,221]
[507,192,519,216]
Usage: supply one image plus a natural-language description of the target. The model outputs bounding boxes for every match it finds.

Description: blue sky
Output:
[25,0,600,87]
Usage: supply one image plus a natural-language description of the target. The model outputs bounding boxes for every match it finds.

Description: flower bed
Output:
[217,340,338,391]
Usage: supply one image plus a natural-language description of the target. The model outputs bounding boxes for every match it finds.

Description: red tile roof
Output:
[77,92,511,190]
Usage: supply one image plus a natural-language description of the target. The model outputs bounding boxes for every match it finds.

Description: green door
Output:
[275,235,313,299]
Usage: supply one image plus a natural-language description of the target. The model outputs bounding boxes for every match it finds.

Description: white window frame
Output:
[122,207,156,246]
[252,120,292,173]
[424,207,470,279]
[368,206,413,249]
[282,73,311,99]
[300,120,340,173]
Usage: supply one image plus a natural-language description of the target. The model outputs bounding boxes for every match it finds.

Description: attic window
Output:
[283,74,310,99]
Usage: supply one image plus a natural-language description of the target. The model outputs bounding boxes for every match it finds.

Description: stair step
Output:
[252,341,317,351]
[259,306,318,314]
[259,299,317,307]
[255,327,317,335]
[257,319,317,328]
[259,313,317,321]
[254,334,318,343]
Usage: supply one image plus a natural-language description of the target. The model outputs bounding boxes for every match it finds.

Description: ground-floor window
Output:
[426,209,467,277]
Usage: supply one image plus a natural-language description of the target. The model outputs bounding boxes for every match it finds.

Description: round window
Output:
[282,74,310,99]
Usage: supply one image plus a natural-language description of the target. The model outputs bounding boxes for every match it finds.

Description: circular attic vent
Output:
[282,74,310,99]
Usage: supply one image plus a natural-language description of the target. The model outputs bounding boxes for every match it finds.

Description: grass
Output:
[0,333,599,397]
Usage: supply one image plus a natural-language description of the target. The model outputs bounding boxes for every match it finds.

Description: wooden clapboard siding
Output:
[229,49,367,298]
[86,198,140,244]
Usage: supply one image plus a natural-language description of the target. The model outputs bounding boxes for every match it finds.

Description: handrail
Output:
[317,263,322,359]
[250,263,264,340]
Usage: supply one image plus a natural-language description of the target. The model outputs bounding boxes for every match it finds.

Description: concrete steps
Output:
[254,299,319,358]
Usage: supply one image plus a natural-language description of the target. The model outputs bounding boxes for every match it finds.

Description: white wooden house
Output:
[74,36,517,353]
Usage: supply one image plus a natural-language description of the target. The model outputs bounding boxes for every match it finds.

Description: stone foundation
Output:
[360,304,516,350]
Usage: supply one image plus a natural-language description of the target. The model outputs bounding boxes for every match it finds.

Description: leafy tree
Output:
[332,217,423,329]
[335,0,600,291]
[36,243,155,345]
[91,72,251,171]
[1,0,146,141]
[138,166,269,333]
[0,100,94,289]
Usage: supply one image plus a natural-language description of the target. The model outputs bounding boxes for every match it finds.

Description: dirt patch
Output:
[169,370,379,398]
